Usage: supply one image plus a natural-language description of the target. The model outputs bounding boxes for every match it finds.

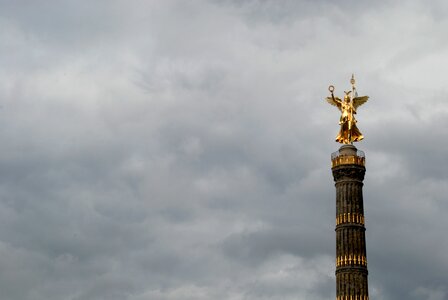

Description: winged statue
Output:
[326,75,369,144]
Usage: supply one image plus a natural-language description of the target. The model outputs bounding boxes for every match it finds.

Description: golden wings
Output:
[352,96,369,109]
[326,96,342,111]
[326,95,369,111]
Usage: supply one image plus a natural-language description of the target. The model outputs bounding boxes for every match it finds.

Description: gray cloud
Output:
[0,0,447,299]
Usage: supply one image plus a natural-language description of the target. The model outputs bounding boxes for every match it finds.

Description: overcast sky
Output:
[0,1,448,299]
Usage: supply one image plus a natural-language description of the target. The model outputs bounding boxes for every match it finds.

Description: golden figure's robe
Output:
[336,121,363,144]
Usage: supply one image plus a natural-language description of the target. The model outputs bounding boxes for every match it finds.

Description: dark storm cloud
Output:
[0,0,447,299]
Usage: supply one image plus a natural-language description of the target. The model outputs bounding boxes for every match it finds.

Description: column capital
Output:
[332,165,365,182]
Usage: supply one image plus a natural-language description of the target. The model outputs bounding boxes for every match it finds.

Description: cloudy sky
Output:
[0,1,448,299]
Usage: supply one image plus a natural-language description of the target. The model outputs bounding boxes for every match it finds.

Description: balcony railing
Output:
[331,149,365,167]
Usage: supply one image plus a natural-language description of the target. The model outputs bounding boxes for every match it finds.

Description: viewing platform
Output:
[331,144,365,168]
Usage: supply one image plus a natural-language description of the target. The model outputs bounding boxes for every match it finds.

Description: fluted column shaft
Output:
[332,145,369,300]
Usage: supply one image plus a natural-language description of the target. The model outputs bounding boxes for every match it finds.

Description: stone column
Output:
[332,144,369,300]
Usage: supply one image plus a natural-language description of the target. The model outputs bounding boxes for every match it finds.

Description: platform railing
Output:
[331,149,365,167]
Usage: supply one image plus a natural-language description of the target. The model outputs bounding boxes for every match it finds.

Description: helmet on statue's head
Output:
[343,91,351,102]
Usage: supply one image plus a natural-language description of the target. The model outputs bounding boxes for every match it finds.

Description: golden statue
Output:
[326,75,369,144]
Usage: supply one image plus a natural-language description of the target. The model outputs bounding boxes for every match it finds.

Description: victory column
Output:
[327,75,370,300]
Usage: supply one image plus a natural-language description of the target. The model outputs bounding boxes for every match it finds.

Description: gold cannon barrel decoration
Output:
[336,296,369,300]
[336,213,365,226]
[336,254,368,267]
